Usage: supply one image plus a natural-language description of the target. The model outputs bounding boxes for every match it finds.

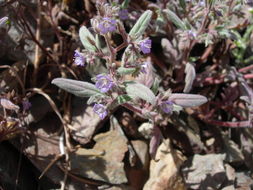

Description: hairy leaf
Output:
[52,78,101,97]
[129,10,153,40]
[117,67,136,75]
[161,38,179,64]
[184,63,196,93]
[79,26,97,52]
[126,82,156,105]
[169,93,207,107]
[163,9,187,30]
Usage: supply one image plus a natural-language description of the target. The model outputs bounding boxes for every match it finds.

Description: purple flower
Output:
[93,103,107,119]
[187,30,197,39]
[160,100,174,114]
[98,17,117,34]
[22,100,32,111]
[119,9,129,20]
[95,74,114,93]
[139,38,152,54]
[73,50,85,66]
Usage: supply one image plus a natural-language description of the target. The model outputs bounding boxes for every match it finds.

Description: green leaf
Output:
[163,9,187,30]
[52,78,101,97]
[129,10,153,40]
[151,77,160,95]
[179,0,186,10]
[125,82,156,105]
[121,0,130,9]
[242,25,253,42]
[79,26,97,52]
[117,95,132,104]
[117,67,136,75]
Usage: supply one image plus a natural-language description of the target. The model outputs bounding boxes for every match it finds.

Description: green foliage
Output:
[129,10,153,40]
[79,26,97,52]
[125,81,156,105]
[52,78,101,97]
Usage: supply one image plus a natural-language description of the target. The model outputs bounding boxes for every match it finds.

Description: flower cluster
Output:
[138,38,152,54]
[53,2,208,126]
[98,17,117,34]
[95,74,114,93]
[159,100,174,114]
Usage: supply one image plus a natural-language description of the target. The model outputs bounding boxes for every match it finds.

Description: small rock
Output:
[223,135,244,164]
[69,130,128,184]
[143,139,186,190]
[181,154,227,190]
[71,98,101,145]
[235,172,253,190]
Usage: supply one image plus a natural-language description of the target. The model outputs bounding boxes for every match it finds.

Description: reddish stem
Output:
[203,119,251,128]
[239,64,253,73]
[244,74,253,79]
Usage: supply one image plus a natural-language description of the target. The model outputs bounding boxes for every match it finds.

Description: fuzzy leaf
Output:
[163,9,187,30]
[125,82,156,105]
[184,63,196,93]
[129,10,153,40]
[169,93,207,107]
[161,38,178,63]
[117,67,136,75]
[52,78,101,97]
[79,26,97,52]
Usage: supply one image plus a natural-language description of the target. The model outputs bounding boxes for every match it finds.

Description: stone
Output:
[69,130,128,184]
[143,139,186,190]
